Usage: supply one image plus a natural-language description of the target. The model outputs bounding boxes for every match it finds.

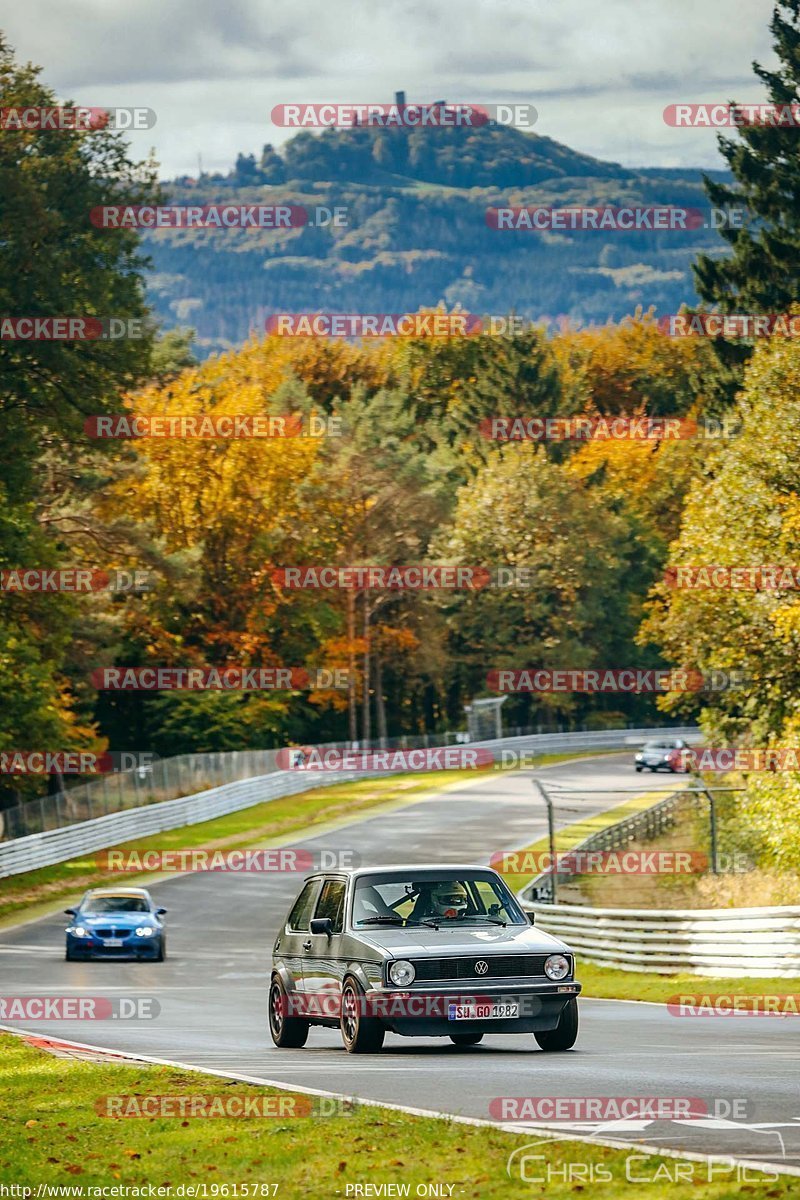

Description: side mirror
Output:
[310,917,333,937]
[156,908,167,916]
[527,911,536,925]
[64,908,76,917]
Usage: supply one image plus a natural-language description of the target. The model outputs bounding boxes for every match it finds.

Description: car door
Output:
[301,876,347,1018]
[277,877,323,1011]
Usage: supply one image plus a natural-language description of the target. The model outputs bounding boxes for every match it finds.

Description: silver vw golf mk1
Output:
[269,864,581,1053]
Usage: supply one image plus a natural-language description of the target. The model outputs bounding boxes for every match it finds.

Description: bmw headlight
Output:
[388,959,416,986]
[544,954,570,981]
[67,926,90,937]
[135,926,155,937]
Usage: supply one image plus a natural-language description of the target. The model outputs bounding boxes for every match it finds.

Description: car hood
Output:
[353,922,569,957]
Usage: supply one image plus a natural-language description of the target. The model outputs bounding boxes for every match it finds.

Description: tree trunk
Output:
[347,590,357,744]
[375,652,388,747]
[361,593,371,746]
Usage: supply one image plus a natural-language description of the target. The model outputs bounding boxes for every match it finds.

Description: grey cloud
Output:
[1,0,778,176]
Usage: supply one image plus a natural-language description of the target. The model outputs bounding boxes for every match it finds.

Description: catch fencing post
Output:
[704,787,719,875]
[532,778,557,904]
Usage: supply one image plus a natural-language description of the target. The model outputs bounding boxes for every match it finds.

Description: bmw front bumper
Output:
[66,933,162,960]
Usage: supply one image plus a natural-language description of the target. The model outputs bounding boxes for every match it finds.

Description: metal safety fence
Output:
[513,778,795,977]
[0,725,700,877]
[526,900,800,977]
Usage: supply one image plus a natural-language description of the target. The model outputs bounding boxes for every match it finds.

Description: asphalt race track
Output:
[2,753,799,1173]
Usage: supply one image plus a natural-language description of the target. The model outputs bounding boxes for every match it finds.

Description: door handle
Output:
[302,940,312,951]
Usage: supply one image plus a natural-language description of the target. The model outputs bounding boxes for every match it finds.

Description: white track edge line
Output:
[2,1023,797,1179]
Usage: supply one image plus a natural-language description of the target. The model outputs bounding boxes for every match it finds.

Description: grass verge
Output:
[576,960,800,1004]
[0,751,614,928]
[0,1032,792,1196]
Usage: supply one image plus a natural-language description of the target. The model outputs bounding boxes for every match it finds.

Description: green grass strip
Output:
[0,1033,792,1195]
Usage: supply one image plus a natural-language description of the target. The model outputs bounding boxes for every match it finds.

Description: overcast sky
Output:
[2,0,778,178]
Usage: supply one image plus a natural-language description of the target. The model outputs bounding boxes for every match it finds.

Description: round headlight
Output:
[69,926,89,937]
[135,926,154,937]
[544,953,570,981]
[388,959,416,986]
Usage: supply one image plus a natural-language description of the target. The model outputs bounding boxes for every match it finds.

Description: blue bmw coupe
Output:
[65,888,167,961]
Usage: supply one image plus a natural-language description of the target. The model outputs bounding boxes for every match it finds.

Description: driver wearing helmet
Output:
[411,880,469,921]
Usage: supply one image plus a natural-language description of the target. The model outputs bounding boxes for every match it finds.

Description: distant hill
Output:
[145,119,732,356]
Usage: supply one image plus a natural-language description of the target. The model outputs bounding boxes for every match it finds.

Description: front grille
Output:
[409,955,551,982]
[93,927,130,939]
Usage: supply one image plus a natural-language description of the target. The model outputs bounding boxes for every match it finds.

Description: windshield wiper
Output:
[357,915,406,925]
[357,916,445,928]
[415,917,509,927]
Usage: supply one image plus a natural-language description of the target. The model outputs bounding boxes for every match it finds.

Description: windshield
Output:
[81,896,150,914]
[351,875,526,927]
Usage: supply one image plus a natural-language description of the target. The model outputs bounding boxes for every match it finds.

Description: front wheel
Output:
[340,978,385,1053]
[534,997,578,1051]
[449,1032,483,1046]
[269,976,309,1048]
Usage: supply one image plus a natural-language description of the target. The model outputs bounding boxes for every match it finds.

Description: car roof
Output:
[84,888,152,898]
[301,864,500,880]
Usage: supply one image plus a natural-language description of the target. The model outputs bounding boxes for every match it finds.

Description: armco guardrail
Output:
[0,749,284,841]
[468,726,701,761]
[0,724,701,842]
[526,901,800,978]
[0,769,367,878]
[0,725,699,879]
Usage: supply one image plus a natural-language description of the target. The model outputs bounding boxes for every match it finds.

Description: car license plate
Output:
[103,938,123,947]
[448,1002,519,1020]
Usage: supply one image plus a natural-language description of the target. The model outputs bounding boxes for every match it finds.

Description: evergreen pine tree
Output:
[693,1,800,311]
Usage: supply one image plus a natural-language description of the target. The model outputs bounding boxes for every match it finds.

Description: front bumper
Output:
[367,981,581,1037]
[66,934,162,960]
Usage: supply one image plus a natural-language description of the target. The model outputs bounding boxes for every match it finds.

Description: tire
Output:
[535,997,578,1051]
[155,938,166,962]
[340,977,385,1054]
[269,976,309,1048]
[449,1032,483,1046]
[65,946,78,961]
[635,766,642,773]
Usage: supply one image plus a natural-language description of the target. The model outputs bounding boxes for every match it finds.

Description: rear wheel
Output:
[340,978,385,1053]
[269,976,309,1048]
[449,1032,483,1046]
[535,997,578,1051]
